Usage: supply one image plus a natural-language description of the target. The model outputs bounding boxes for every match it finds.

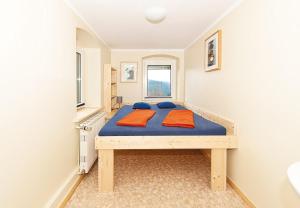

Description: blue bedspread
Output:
[99,105,226,136]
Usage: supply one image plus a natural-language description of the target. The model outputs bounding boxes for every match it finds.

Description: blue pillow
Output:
[133,102,151,109]
[157,101,176,109]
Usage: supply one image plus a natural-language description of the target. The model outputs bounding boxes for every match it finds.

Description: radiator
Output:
[79,112,106,173]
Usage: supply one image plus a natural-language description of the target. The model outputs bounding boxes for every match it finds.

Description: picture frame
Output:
[120,62,138,82]
[204,30,222,72]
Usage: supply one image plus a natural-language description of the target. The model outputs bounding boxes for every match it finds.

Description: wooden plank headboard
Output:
[183,102,235,136]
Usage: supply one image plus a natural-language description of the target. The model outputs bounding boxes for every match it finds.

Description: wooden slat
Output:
[96,135,237,150]
[197,109,234,135]
[211,149,227,191]
[98,149,114,192]
[211,148,227,191]
[184,102,235,135]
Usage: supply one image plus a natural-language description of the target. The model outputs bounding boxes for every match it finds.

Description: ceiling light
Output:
[145,7,166,24]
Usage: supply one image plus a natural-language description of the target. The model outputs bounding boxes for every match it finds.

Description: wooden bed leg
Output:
[211,148,227,191]
[98,149,114,192]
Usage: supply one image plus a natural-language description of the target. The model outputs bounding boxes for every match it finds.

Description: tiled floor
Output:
[66,150,248,208]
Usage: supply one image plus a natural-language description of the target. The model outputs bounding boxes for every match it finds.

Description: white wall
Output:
[184,0,300,207]
[0,0,110,207]
[111,50,184,103]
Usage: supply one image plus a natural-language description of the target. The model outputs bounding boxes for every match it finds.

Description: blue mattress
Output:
[99,105,226,136]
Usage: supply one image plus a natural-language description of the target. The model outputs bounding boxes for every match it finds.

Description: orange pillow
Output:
[162,110,195,128]
[116,109,156,127]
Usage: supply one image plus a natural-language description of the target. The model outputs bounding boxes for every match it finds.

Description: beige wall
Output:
[184,0,300,207]
[76,28,111,67]
[82,48,102,108]
[111,50,184,103]
[0,0,110,207]
[77,28,111,108]
[77,30,101,108]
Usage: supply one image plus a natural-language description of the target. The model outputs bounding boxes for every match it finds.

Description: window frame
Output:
[143,59,177,100]
[76,49,85,108]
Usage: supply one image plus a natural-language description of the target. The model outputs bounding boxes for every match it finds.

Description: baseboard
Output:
[44,168,84,208]
[227,177,256,208]
[201,151,256,208]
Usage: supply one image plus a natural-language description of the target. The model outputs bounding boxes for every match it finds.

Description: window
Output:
[143,59,176,99]
[147,65,171,97]
[76,51,84,107]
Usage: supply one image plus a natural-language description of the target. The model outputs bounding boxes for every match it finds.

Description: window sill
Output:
[144,96,172,99]
[143,97,174,102]
[73,107,104,123]
[142,97,181,104]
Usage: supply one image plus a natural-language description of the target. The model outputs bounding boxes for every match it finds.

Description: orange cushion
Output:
[116,109,156,127]
[162,110,195,128]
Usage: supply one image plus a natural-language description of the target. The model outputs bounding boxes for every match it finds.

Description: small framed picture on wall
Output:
[205,30,222,72]
[120,62,138,82]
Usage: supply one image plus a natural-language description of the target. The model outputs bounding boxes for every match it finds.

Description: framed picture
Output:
[205,30,222,72]
[120,62,138,82]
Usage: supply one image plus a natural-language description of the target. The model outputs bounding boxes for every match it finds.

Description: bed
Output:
[100,105,226,136]
[95,103,238,192]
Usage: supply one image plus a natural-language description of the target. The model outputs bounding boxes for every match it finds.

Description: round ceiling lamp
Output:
[145,7,166,24]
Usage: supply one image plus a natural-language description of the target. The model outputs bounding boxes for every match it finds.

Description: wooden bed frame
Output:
[95,102,238,192]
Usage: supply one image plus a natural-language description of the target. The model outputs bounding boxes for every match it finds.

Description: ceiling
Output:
[69,0,240,49]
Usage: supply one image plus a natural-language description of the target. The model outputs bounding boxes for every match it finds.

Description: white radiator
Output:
[79,112,106,173]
